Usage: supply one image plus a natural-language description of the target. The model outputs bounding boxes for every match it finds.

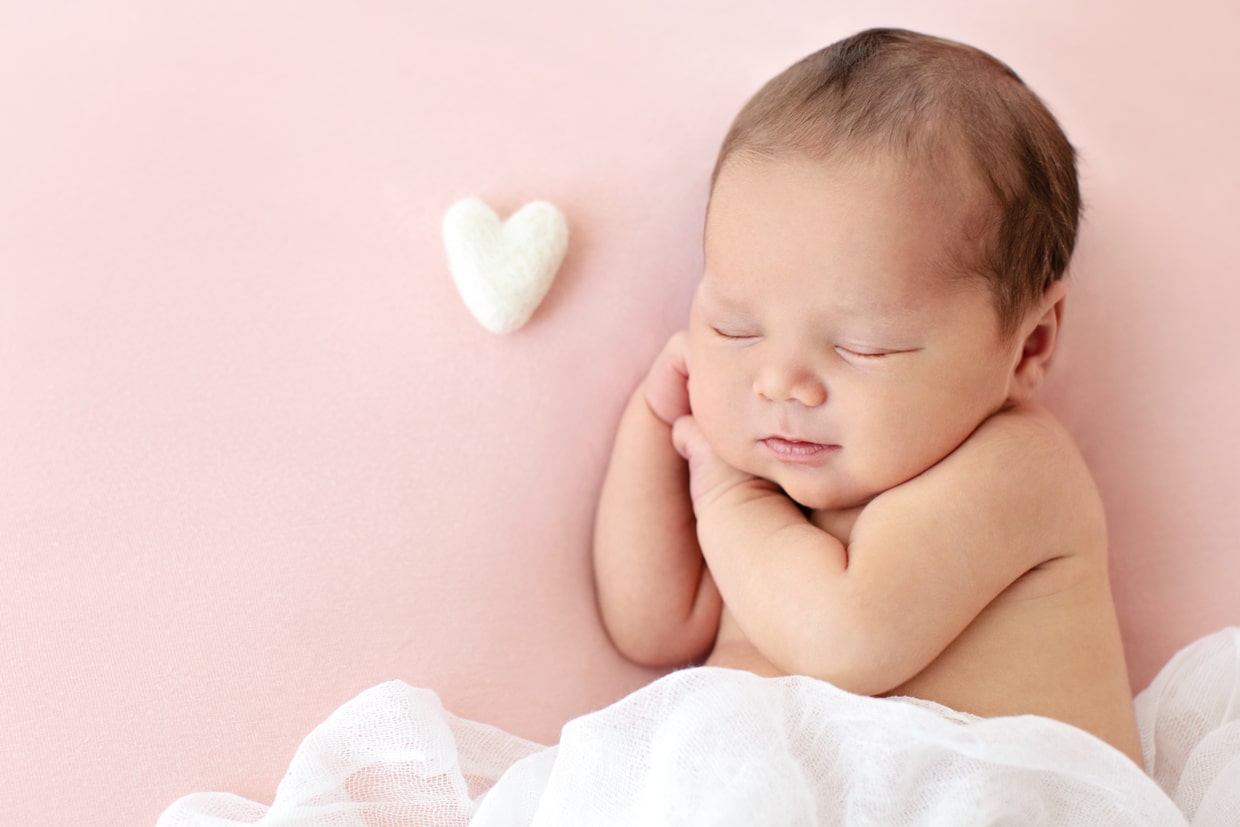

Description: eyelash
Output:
[710,328,900,359]
[711,327,758,341]
[836,347,890,360]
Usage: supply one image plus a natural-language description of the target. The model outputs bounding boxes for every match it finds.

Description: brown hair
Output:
[712,28,1080,338]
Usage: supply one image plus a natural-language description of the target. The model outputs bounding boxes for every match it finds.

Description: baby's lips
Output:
[761,437,839,464]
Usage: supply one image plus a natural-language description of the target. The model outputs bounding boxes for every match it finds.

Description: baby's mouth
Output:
[761,437,838,463]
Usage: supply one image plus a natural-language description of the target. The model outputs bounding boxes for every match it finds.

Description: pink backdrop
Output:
[2,2,1237,824]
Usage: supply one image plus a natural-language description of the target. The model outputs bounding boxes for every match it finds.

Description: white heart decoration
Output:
[442,197,569,334]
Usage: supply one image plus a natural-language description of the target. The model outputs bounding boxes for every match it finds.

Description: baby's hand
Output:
[643,331,691,426]
[672,414,773,513]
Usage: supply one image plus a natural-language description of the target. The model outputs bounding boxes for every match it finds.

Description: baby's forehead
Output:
[701,155,1002,328]
[706,153,996,261]
[711,147,992,215]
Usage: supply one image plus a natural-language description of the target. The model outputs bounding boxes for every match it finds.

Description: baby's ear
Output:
[1007,280,1067,403]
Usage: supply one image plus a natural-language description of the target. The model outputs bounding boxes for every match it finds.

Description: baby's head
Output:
[688,29,1080,511]
[709,27,1080,340]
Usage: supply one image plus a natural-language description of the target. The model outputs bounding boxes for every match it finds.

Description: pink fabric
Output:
[1,2,1237,824]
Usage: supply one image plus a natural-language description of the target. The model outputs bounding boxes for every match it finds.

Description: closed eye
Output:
[835,346,890,359]
[712,327,760,341]
[835,345,920,360]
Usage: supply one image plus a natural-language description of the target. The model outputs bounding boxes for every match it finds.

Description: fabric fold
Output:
[158,628,1240,826]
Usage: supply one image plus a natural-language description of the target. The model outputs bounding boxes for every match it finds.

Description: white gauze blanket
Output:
[158,628,1240,826]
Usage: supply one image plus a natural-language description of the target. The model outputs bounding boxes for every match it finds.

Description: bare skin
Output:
[593,157,1142,766]
[702,408,1141,765]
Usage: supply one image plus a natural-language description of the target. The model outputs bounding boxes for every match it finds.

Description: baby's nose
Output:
[753,364,827,407]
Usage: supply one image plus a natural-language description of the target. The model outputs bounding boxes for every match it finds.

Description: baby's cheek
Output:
[686,364,720,426]
[688,361,761,469]
[689,403,737,464]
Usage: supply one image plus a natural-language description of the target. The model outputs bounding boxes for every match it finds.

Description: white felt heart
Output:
[442,197,569,334]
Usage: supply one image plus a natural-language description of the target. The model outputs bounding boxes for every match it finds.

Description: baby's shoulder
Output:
[975,399,1069,439]
[962,402,1085,469]
[870,402,1099,525]
[862,402,1102,540]
[853,400,1105,599]
[956,402,1104,530]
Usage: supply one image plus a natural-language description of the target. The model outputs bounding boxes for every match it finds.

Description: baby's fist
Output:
[643,331,691,426]
[672,414,762,511]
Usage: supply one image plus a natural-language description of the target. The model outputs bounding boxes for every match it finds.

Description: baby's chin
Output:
[764,472,875,514]
[716,443,874,512]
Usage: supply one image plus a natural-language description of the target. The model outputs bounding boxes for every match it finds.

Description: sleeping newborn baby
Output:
[592,27,1142,766]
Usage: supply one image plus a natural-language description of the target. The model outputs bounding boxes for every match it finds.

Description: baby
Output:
[593,28,1143,765]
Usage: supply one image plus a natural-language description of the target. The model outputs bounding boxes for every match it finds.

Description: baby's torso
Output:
[707,405,1143,764]
[706,548,1143,765]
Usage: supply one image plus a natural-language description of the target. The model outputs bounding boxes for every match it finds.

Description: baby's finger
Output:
[671,414,700,461]
[666,330,691,380]
[644,331,694,426]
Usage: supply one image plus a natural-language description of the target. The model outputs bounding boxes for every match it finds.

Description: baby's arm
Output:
[673,407,1071,695]
[593,333,722,667]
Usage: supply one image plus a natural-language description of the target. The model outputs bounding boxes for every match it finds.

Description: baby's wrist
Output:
[691,471,781,520]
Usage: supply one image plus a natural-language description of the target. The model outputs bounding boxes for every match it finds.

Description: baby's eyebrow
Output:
[696,277,749,309]
[700,272,930,330]
[833,298,923,324]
